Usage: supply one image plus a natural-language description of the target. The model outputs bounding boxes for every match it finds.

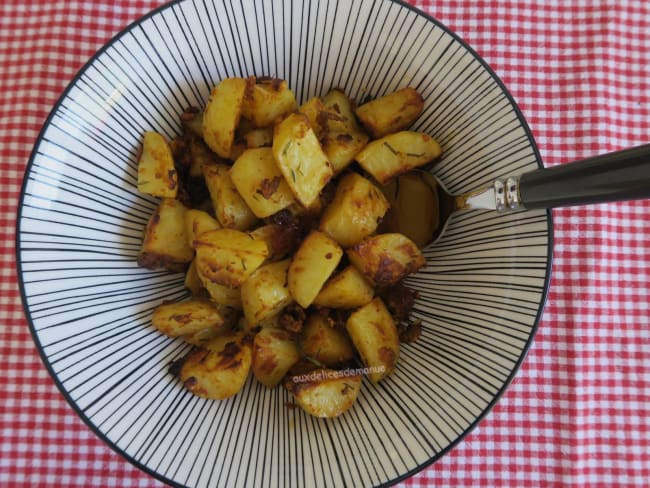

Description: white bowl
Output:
[16,0,552,486]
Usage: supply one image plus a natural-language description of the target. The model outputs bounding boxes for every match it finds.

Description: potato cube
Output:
[284,368,362,417]
[300,313,355,366]
[137,198,193,272]
[355,131,442,184]
[152,298,226,337]
[241,77,297,128]
[180,331,252,399]
[321,131,369,174]
[242,128,273,148]
[355,87,424,138]
[203,161,258,230]
[346,297,399,382]
[184,209,221,247]
[250,223,300,262]
[347,233,425,287]
[197,265,243,309]
[272,113,334,207]
[321,89,363,133]
[252,327,301,387]
[194,228,269,288]
[137,131,178,198]
[230,148,296,218]
[184,259,206,296]
[313,265,374,309]
[319,172,389,247]
[203,77,249,158]
[288,230,343,308]
[241,259,292,326]
[298,96,325,137]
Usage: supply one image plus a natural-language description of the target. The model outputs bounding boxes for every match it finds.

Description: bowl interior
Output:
[17,0,552,486]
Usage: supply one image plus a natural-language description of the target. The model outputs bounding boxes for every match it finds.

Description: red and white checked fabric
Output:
[1,1,648,486]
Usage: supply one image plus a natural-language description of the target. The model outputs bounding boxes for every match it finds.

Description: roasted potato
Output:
[230,147,296,218]
[321,131,369,174]
[288,230,343,308]
[300,313,355,366]
[241,77,298,128]
[313,265,374,309]
[284,368,362,417]
[137,131,178,198]
[152,298,227,337]
[202,77,249,158]
[319,172,389,248]
[188,136,221,178]
[202,161,258,231]
[194,228,269,288]
[298,96,325,136]
[252,327,301,387]
[347,233,425,287]
[355,131,441,184]
[272,112,334,207]
[180,331,252,399]
[241,259,292,326]
[197,266,243,309]
[346,297,399,383]
[321,89,363,133]
[184,209,221,247]
[250,223,300,262]
[242,127,273,148]
[355,87,424,138]
[184,259,205,296]
[138,198,193,272]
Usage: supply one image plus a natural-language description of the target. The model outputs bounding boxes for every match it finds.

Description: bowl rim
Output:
[15,0,554,486]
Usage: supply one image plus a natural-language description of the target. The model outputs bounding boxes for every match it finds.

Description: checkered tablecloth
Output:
[1,1,649,486]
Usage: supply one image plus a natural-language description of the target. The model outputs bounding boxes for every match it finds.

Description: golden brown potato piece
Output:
[252,327,301,387]
[188,136,222,178]
[321,89,363,133]
[197,266,243,309]
[319,172,389,248]
[321,131,369,174]
[355,131,442,184]
[194,228,269,288]
[300,313,355,366]
[241,77,298,128]
[202,161,258,231]
[184,209,221,247]
[242,128,273,148]
[250,223,300,262]
[285,368,362,417]
[184,259,205,296]
[138,198,193,272]
[272,113,334,208]
[241,259,292,326]
[152,298,227,337]
[180,332,252,399]
[137,131,178,198]
[202,77,248,158]
[355,87,424,138]
[347,233,425,287]
[346,297,399,382]
[298,96,325,136]
[312,265,374,309]
[288,230,343,308]
[230,148,296,218]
